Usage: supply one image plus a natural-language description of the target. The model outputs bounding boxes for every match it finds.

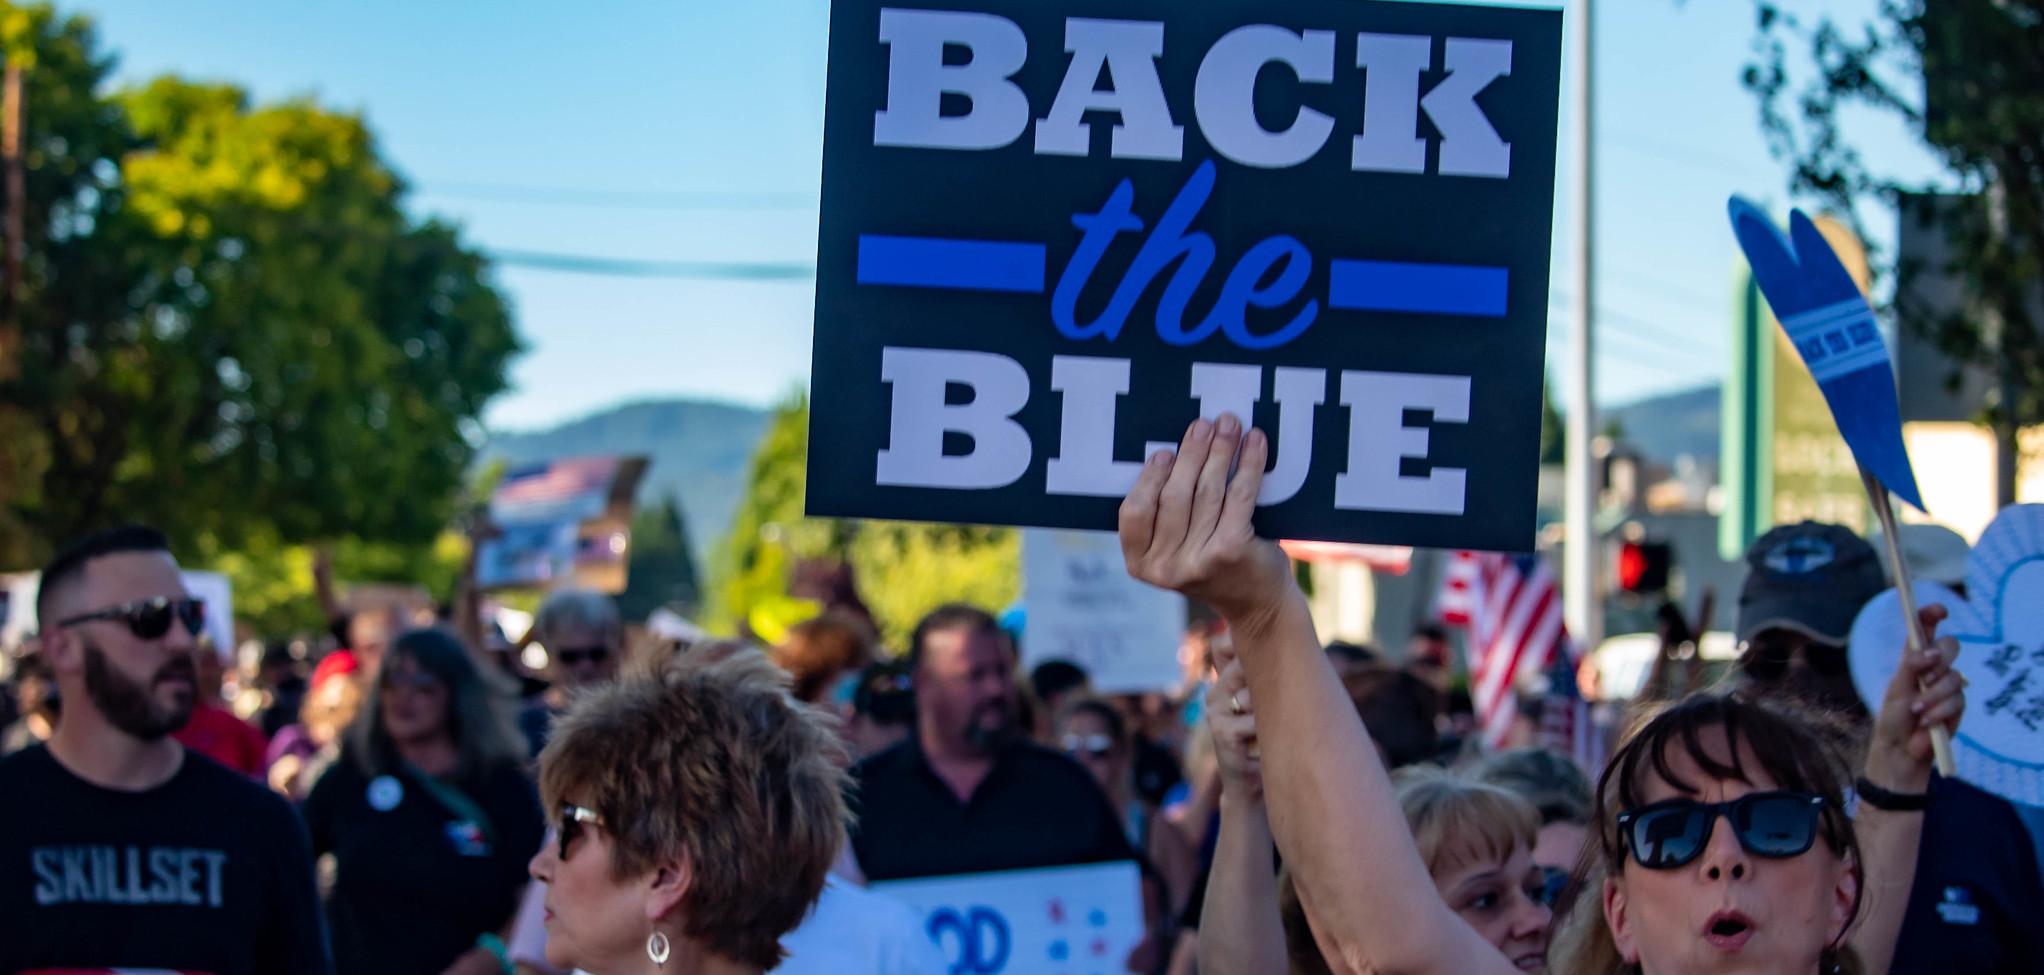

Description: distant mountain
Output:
[1608,384,1720,469]
[482,399,772,560]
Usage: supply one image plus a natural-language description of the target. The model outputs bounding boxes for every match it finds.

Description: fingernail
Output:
[1217,413,1240,435]
[1148,449,1173,467]
[1191,417,1212,437]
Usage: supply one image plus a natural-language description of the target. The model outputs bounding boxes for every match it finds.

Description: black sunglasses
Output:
[554,645,612,667]
[58,596,206,641]
[1617,790,1827,870]
[557,803,603,860]
[1741,637,1848,681]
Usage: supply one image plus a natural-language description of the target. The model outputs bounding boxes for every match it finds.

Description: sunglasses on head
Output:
[556,803,603,860]
[1062,733,1115,759]
[1740,635,1848,681]
[554,645,612,668]
[59,596,206,641]
[1617,790,1827,870]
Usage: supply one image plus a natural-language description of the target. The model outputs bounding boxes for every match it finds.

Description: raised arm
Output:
[1848,604,1964,975]
[1196,648,1286,974]
[1119,416,1513,975]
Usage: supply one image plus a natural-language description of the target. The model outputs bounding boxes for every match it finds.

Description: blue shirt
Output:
[1888,776,2044,974]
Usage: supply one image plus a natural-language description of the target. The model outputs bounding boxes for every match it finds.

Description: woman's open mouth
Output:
[1702,910,1756,951]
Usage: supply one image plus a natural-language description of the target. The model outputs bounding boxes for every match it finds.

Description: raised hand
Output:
[1208,643,1263,803]
[1866,604,1965,793]
[1118,414,1293,627]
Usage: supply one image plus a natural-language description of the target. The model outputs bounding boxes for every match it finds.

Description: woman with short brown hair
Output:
[528,645,850,974]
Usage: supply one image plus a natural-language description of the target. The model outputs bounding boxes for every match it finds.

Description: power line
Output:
[416,179,817,211]
[487,248,814,280]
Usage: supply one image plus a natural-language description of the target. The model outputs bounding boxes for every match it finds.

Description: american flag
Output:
[490,456,619,524]
[1437,551,1573,753]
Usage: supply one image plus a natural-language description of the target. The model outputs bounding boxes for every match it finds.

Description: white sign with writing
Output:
[1849,504,2044,806]
[872,861,1143,975]
[1023,530,1185,695]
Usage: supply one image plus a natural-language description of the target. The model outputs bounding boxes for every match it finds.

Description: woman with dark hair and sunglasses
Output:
[1119,416,1963,975]
[1056,696,1200,916]
[304,627,544,975]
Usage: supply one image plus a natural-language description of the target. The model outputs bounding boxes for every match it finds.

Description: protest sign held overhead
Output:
[808,0,1564,550]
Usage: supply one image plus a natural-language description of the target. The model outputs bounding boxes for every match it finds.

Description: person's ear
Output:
[40,626,80,676]
[645,853,694,925]
[1829,860,1861,946]
[1603,874,1639,964]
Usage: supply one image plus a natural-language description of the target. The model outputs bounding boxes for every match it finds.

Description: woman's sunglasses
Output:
[556,803,603,860]
[1740,636,1848,681]
[1062,733,1115,759]
[379,670,444,693]
[554,645,612,668]
[58,596,206,641]
[1617,790,1826,870]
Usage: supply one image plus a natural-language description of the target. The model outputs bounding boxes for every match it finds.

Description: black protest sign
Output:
[807,0,1563,550]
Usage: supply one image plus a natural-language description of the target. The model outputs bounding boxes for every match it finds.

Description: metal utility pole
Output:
[0,61,21,380]
[1563,0,1601,653]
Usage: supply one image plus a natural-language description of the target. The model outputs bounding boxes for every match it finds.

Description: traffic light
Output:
[1616,539,1672,594]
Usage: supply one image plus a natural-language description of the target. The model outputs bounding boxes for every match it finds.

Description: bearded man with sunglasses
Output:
[1735,521,2044,973]
[0,525,332,975]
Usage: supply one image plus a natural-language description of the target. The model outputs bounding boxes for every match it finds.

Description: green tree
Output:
[0,3,519,569]
[1742,2,2043,493]
[618,494,704,621]
[709,392,1018,648]
[1540,378,1564,464]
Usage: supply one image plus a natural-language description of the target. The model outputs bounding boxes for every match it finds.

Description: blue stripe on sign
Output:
[1328,260,1509,317]
[856,235,1047,293]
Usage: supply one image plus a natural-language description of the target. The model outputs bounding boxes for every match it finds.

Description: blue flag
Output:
[1727,197,1926,511]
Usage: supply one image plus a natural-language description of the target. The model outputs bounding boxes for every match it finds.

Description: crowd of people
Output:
[0,414,2040,975]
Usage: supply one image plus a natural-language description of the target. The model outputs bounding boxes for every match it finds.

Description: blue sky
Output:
[65,0,1939,432]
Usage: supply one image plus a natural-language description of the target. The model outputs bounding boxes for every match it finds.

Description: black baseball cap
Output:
[1736,522,1886,645]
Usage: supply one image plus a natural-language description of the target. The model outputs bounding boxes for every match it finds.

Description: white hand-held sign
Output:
[1849,504,2044,807]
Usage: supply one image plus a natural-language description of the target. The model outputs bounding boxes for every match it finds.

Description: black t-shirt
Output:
[848,737,1137,881]
[303,757,544,975]
[0,743,331,975]
[1887,776,2044,974]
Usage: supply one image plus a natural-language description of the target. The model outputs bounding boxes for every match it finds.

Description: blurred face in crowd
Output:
[1406,633,1452,692]
[549,622,620,691]
[44,551,199,741]
[377,652,451,746]
[1533,820,1588,875]
[349,607,401,675]
[1434,840,1551,971]
[193,644,227,702]
[303,673,363,746]
[916,624,1015,756]
[1603,725,1855,975]
[1057,708,1127,798]
[1739,628,1864,718]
